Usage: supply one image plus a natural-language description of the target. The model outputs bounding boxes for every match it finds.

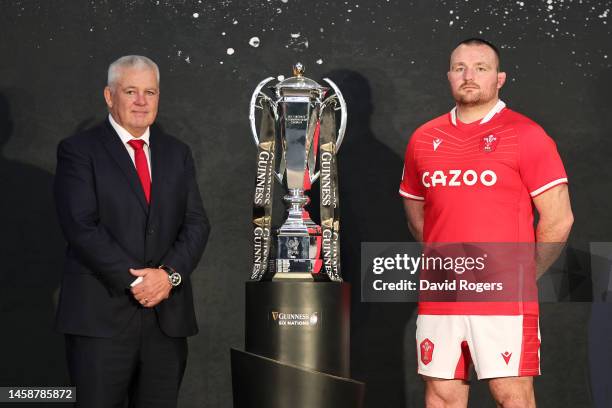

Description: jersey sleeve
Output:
[518,124,568,197]
[399,131,425,200]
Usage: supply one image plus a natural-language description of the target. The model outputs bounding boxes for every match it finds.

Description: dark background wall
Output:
[0,0,611,407]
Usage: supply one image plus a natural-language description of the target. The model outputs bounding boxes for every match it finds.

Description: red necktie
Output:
[127,139,151,204]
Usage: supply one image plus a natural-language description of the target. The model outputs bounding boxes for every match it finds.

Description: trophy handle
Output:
[249,77,276,146]
[308,78,347,183]
[322,78,347,154]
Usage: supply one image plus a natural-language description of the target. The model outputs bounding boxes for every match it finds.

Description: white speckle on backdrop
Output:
[277,75,285,81]
[249,37,260,47]
[422,0,612,74]
[226,48,235,55]
[52,0,610,72]
[287,31,308,51]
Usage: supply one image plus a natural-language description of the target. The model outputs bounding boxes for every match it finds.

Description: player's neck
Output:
[455,98,500,124]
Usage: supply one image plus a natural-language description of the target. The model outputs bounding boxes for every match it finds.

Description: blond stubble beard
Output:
[452,84,498,107]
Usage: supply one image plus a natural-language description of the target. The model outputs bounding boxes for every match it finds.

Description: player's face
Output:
[447,44,506,107]
[104,67,159,137]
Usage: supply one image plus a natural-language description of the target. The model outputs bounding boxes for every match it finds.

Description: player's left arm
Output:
[532,183,574,279]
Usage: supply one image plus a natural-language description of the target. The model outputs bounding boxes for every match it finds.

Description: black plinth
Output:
[231,281,364,407]
[231,349,365,408]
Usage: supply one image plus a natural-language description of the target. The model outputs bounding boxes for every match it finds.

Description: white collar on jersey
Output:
[450,99,506,127]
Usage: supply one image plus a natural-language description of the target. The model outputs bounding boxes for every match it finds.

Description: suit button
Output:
[147,227,155,235]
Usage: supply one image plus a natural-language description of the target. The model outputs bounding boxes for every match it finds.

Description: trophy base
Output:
[272,271,313,281]
[274,235,320,278]
[277,235,316,258]
[272,259,331,282]
[275,257,313,272]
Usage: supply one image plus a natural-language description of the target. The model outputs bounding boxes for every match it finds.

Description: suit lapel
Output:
[101,120,149,214]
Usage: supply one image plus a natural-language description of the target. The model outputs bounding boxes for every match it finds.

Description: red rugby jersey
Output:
[399,101,568,315]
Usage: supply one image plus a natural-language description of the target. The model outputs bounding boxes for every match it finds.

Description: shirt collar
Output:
[108,114,151,146]
[450,99,506,127]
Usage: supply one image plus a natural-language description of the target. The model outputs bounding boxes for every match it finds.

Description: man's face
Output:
[447,44,506,107]
[103,67,159,137]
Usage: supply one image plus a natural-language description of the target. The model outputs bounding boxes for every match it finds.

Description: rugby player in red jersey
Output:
[400,39,574,407]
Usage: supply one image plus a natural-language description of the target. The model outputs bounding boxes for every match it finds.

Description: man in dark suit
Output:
[54,55,210,407]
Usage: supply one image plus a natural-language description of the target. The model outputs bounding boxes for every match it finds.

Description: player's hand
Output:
[129,268,172,308]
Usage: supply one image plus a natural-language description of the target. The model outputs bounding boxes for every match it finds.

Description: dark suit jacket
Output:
[54,119,210,338]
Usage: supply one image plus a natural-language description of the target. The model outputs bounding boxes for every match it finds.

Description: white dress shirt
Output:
[108,114,152,180]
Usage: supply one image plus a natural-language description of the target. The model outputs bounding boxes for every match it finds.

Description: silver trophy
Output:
[249,63,347,281]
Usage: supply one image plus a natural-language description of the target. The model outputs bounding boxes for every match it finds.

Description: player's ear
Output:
[497,71,507,90]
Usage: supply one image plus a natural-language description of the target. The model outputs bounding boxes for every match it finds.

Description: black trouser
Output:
[65,308,187,408]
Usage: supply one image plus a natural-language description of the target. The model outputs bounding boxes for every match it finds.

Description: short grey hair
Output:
[107,55,160,89]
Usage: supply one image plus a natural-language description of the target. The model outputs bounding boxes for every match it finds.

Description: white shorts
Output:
[416,314,540,380]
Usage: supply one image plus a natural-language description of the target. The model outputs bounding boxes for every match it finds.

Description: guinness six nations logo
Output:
[270,311,321,327]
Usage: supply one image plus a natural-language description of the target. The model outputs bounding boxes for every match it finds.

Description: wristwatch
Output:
[159,265,182,287]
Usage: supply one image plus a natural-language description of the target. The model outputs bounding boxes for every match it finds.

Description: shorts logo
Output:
[501,351,512,365]
[420,338,434,365]
[433,138,443,151]
[481,134,498,152]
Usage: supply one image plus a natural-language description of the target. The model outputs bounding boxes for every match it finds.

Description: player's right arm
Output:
[403,199,424,242]
[399,130,426,242]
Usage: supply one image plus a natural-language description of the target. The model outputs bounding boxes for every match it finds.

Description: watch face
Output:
[169,272,182,287]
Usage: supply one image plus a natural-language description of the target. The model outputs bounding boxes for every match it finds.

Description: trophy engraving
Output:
[249,63,347,281]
